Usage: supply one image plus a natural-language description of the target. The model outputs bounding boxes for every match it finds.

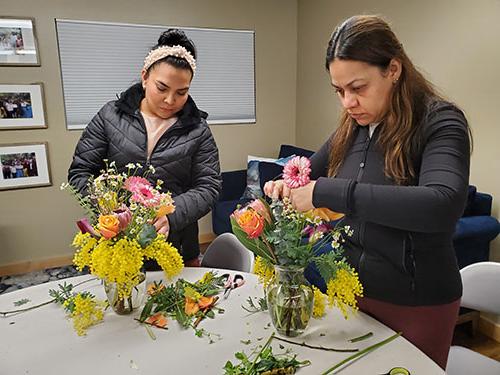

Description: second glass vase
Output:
[266,265,314,337]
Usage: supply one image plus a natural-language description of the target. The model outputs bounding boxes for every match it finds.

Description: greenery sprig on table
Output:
[138,271,226,340]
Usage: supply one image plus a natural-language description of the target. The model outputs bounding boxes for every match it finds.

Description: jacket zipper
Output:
[357,130,372,276]
[403,233,417,292]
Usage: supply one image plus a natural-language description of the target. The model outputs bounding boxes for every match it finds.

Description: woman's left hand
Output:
[153,215,170,236]
[289,180,316,212]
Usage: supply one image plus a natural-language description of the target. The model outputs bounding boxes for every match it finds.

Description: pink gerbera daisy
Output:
[283,156,311,188]
[124,176,151,193]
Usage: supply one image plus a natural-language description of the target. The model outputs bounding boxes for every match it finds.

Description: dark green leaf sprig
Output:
[138,271,226,338]
[224,333,310,375]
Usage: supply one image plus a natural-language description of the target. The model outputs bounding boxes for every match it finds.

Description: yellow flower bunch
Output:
[253,256,275,288]
[66,294,107,336]
[326,264,364,319]
[72,233,183,299]
[312,286,326,318]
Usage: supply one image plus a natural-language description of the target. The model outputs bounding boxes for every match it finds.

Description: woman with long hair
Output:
[265,15,471,369]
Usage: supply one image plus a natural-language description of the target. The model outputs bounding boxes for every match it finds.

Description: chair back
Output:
[460,261,500,314]
[201,233,255,273]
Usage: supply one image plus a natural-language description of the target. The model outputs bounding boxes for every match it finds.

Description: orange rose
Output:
[98,215,120,239]
[248,199,272,224]
[233,208,265,239]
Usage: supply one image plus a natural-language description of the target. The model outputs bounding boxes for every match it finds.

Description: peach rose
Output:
[233,207,265,239]
[98,215,120,239]
[248,199,272,224]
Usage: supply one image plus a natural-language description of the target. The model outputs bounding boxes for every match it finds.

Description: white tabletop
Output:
[0,267,444,375]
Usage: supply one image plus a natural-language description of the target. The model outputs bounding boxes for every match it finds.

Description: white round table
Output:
[0,267,445,374]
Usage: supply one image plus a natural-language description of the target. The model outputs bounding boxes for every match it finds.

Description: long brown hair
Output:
[326,15,446,185]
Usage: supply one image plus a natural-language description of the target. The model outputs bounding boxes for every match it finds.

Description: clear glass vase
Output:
[103,270,146,315]
[266,265,314,337]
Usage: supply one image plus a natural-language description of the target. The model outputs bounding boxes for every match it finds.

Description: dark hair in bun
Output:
[147,28,197,74]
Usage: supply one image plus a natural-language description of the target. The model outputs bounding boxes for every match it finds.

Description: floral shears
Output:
[222,273,245,299]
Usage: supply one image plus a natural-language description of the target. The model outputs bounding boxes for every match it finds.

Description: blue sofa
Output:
[212,145,500,268]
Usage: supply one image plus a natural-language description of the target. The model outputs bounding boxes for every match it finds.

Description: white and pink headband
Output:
[143,45,197,74]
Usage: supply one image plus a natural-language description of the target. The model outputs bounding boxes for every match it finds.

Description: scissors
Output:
[222,273,245,299]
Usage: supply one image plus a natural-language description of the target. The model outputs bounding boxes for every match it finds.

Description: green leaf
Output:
[137,223,157,248]
[13,298,30,307]
[230,217,275,263]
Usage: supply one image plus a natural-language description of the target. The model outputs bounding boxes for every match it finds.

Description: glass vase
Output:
[103,270,146,315]
[266,265,314,337]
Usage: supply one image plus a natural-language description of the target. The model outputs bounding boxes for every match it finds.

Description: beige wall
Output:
[0,0,298,267]
[296,0,500,258]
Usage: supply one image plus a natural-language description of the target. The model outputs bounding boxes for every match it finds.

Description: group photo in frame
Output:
[0,17,40,66]
[0,83,46,130]
[0,142,51,191]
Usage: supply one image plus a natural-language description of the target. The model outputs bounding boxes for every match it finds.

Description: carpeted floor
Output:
[0,266,87,295]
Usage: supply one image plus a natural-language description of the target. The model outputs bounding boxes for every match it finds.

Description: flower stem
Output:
[348,331,373,343]
[0,277,97,317]
[248,332,275,373]
[320,332,402,374]
[273,336,358,353]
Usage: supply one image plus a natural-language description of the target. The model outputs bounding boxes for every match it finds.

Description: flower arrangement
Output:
[231,156,363,335]
[62,161,184,312]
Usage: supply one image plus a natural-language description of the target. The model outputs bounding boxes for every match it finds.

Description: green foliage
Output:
[13,298,30,307]
[242,296,268,314]
[49,282,95,313]
[139,272,226,332]
[223,333,310,375]
[137,223,157,248]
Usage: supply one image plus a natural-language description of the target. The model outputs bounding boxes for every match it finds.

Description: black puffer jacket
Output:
[68,83,222,260]
[311,101,470,306]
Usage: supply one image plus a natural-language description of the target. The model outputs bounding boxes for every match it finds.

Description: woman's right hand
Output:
[263,179,290,200]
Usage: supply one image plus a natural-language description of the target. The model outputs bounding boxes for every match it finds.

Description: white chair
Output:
[446,261,500,375]
[201,233,255,273]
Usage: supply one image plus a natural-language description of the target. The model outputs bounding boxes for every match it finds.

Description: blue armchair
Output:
[453,186,500,268]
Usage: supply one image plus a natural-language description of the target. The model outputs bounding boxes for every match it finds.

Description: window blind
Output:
[55,19,255,129]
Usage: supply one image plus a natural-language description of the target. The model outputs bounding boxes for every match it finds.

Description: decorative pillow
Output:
[241,155,295,199]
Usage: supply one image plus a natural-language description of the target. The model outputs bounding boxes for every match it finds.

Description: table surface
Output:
[0,267,445,375]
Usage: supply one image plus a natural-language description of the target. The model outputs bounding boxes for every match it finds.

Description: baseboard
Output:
[479,315,500,343]
[0,232,218,277]
[0,255,74,277]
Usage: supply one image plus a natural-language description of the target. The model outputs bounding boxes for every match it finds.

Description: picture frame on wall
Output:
[0,17,40,66]
[0,142,51,191]
[0,83,46,130]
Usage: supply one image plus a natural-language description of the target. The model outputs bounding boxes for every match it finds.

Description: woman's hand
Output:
[263,179,291,200]
[153,215,170,236]
[289,181,316,212]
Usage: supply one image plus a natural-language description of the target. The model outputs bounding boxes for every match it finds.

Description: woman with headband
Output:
[68,29,222,268]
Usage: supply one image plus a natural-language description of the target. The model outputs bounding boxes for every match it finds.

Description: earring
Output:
[393,78,399,84]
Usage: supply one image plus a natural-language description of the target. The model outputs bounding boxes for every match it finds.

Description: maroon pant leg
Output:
[358,296,460,369]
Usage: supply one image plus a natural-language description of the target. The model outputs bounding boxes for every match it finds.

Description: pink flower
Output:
[114,206,132,231]
[124,176,151,193]
[283,156,311,188]
[76,218,100,237]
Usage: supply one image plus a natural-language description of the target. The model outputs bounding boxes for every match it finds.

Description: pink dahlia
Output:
[283,156,311,188]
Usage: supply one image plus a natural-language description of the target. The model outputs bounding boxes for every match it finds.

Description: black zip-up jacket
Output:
[311,101,470,306]
[68,83,222,261]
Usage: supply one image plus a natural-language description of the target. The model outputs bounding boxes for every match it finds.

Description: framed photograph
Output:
[0,17,40,66]
[0,83,46,129]
[0,142,51,191]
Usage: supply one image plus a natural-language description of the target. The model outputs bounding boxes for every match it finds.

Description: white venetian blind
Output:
[55,19,255,129]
